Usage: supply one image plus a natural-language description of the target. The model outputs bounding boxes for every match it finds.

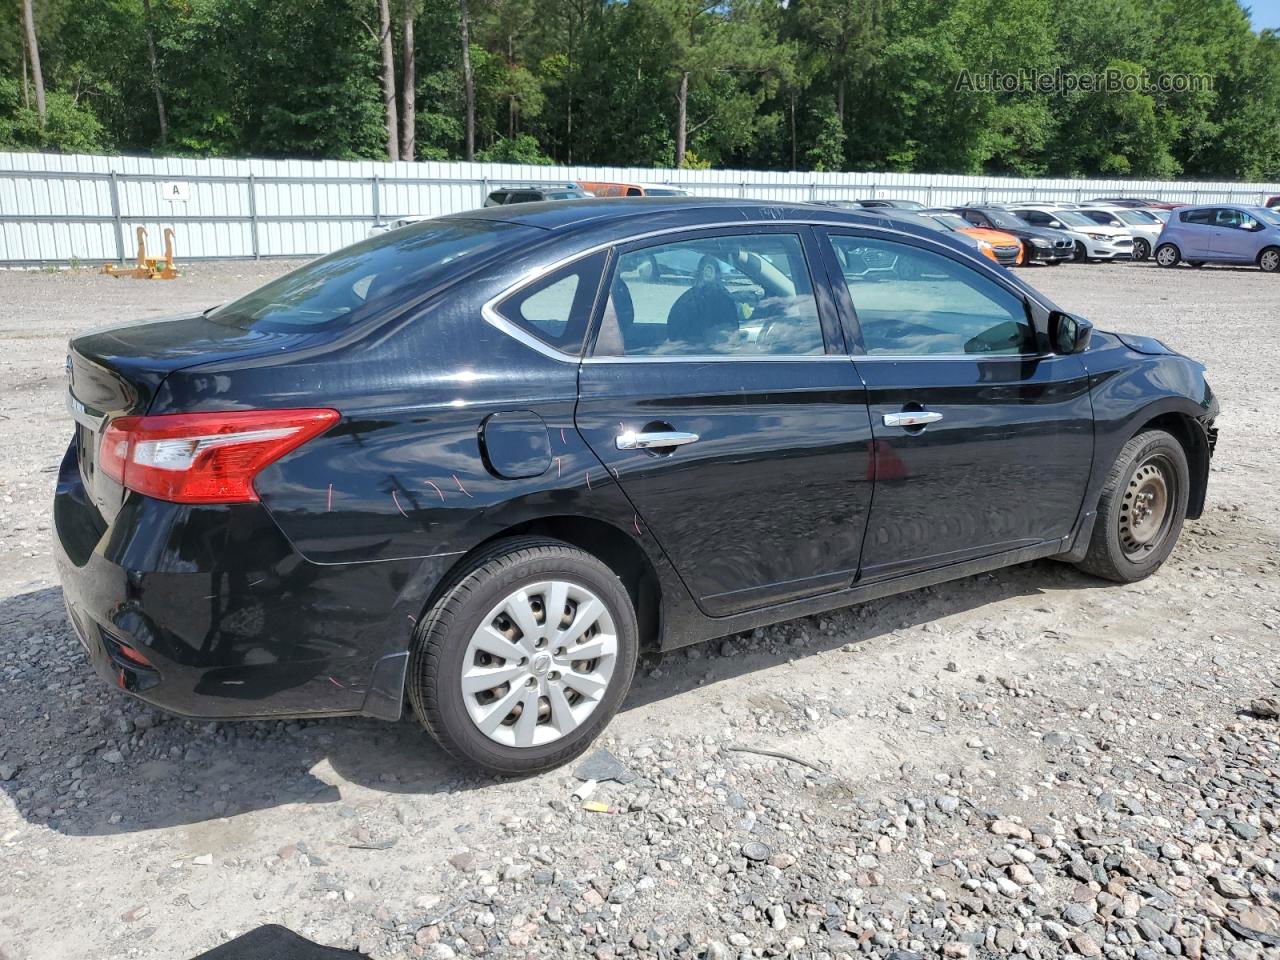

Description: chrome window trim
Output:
[479,217,1055,363]
[852,353,1044,362]
[581,353,849,365]
[480,301,581,363]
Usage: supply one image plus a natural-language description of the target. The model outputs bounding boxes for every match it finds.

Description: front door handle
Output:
[883,411,944,428]
[616,430,700,450]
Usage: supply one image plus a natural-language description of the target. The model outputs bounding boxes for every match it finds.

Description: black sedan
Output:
[950,206,1076,264]
[55,198,1218,773]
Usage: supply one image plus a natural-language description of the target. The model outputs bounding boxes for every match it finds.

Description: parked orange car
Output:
[921,210,1023,266]
[577,181,690,197]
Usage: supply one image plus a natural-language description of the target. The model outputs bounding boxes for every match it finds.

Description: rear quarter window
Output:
[493,252,607,355]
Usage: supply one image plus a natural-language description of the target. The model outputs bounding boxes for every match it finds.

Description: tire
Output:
[1073,241,1088,262]
[1155,243,1180,268]
[1133,238,1150,261]
[1044,258,1062,266]
[1074,430,1189,583]
[407,536,639,775]
[1258,247,1280,273]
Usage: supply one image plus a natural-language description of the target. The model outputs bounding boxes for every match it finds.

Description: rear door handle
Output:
[616,430,700,450]
[883,411,943,428]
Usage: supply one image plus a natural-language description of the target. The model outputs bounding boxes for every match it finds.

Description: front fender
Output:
[1075,333,1218,540]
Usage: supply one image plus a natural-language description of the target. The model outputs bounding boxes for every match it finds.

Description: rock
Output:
[448,852,477,872]
[1249,696,1280,719]
[1063,904,1094,927]
[101,749,123,765]
[501,862,531,882]
[990,820,1032,841]
[1071,932,1102,957]
[936,795,960,815]
[1211,872,1249,898]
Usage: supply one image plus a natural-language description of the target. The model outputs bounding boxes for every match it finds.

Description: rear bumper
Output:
[52,441,437,721]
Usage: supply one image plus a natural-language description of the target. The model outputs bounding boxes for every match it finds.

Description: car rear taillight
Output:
[98,409,339,504]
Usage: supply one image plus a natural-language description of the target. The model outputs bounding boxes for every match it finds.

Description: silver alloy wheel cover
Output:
[1262,250,1279,272]
[461,580,618,748]
[1156,246,1177,266]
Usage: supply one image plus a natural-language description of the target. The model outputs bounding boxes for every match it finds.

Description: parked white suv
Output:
[1008,206,1135,262]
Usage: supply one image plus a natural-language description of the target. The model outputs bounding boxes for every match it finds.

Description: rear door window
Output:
[593,233,827,357]
[1181,209,1216,225]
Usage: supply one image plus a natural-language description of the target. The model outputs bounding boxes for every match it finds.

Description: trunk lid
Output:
[67,313,310,516]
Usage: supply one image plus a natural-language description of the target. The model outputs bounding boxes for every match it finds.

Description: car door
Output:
[1177,209,1219,258]
[815,228,1095,581]
[575,226,875,617]
[1214,208,1260,260]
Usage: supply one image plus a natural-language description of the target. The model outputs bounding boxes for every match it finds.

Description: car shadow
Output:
[0,559,1105,836]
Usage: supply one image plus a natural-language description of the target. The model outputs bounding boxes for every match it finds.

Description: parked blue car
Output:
[1154,204,1280,272]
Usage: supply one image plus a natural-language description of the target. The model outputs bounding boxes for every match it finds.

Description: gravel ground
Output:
[0,260,1278,960]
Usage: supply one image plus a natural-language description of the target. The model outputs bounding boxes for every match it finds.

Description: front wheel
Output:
[1073,241,1088,262]
[1132,238,1150,261]
[1155,243,1181,268]
[1258,247,1280,273]
[408,537,639,775]
[1075,430,1189,583]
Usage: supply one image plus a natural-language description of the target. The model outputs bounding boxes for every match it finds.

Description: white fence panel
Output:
[1,150,1278,265]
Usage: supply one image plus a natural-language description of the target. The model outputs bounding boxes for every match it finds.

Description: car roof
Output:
[448,196,954,238]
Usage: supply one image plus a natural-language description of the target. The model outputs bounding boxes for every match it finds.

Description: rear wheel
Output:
[1075,430,1189,583]
[1258,247,1280,273]
[408,537,638,775]
[1132,238,1150,261]
[1155,243,1180,268]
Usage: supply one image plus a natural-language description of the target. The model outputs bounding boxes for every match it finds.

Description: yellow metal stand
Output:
[102,227,179,279]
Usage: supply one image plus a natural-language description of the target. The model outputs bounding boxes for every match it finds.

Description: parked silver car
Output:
[1154,205,1280,272]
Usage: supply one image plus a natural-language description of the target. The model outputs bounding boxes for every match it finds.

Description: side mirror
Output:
[1050,311,1093,354]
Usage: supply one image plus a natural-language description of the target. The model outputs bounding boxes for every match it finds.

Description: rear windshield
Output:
[209,219,524,333]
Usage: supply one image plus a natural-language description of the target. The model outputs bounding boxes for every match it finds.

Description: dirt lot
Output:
[0,260,1278,960]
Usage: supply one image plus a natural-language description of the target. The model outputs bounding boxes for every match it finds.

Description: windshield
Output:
[1052,211,1095,227]
[1114,209,1157,224]
[1252,207,1280,228]
[982,210,1024,229]
[928,213,971,230]
[209,219,524,333]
